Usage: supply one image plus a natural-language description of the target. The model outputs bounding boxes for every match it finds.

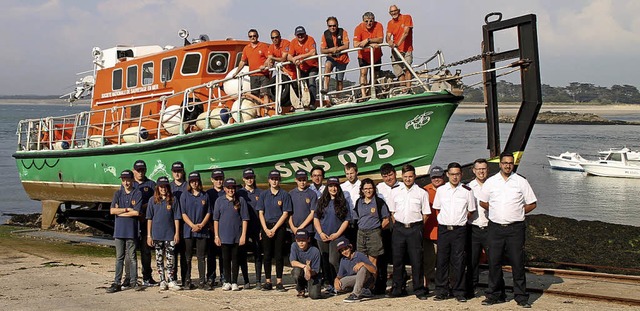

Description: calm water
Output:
[1,102,639,227]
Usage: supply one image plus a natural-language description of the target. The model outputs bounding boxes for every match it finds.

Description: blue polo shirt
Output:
[289,187,318,233]
[314,199,352,241]
[338,251,374,278]
[238,187,263,235]
[170,181,188,200]
[289,243,321,272]
[354,197,390,230]
[111,188,142,239]
[179,191,212,238]
[146,198,181,241]
[134,178,156,208]
[256,188,293,224]
[213,196,250,244]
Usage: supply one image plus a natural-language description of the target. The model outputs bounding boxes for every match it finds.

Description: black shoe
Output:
[434,294,448,301]
[106,283,121,293]
[131,283,143,291]
[416,293,428,300]
[517,301,532,308]
[456,296,467,303]
[121,280,131,288]
[385,289,403,298]
[198,282,212,290]
[183,281,196,290]
[147,278,158,285]
[343,293,361,303]
[262,282,273,291]
[276,283,286,292]
[482,298,505,305]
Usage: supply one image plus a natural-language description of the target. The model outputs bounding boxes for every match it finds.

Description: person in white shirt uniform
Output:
[465,158,490,298]
[432,162,476,302]
[374,163,398,294]
[309,166,326,199]
[341,162,360,250]
[376,163,399,203]
[478,152,537,309]
[386,164,430,300]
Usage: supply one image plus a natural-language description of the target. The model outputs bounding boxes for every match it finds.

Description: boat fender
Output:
[195,107,230,130]
[230,98,259,123]
[122,126,149,143]
[222,67,250,96]
[161,105,187,135]
[53,141,70,150]
[183,98,204,123]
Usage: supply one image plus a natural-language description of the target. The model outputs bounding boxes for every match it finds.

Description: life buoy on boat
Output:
[196,107,230,130]
[122,126,149,143]
[161,105,187,135]
[222,67,251,96]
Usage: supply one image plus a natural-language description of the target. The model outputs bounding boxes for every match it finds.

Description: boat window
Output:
[127,65,138,88]
[561,156,571,160]
[181,53,201,75]
[142,62,153,85]
[610,153,622,162]
[112,68,123,90]
[235,52,243,67]
[207,52,230,74]
[161,57,177,82]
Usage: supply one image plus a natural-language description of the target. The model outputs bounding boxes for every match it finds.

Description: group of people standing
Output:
[230,4,415,108]
[106,151,537,308]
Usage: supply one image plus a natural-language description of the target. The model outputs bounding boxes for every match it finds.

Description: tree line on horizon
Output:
[463,81,640,104]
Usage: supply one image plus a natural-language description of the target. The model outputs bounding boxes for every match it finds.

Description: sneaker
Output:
[231,283,240,291]
[325,286,338,296]
[132,283,143,291]
[343,293,361,303]
[360,288,373,298]
[142,280,151,287]
[262,282,273,291]
[276,283,286,292]
[168,281,181,291]
[517,301,532,308]
[255,282,263,290]
[183,281,196,290]
[198,282,212,291]
[455,296,467,303]
[434,294,448,301]
[222,282,232,291]
[121,280,131,289]
[297,290,306,298]
[243,282,252,290]
[159,281,168,291]
[106,283,121,293]
[148,278,158,286]
[482,298,505,306]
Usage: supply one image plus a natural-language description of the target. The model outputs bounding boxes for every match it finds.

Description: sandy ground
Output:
[0,236,637,311]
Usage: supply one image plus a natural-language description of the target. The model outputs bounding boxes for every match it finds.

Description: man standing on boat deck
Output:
[478,152,537,308]
[233,29,271,105]
[386,164,430,300]
[354,11,384,101]
[133,160,157,287]
[386,4,414,90]
[288,26,319,109]
[170,161,188,286]
[266,29,298,107]
[320,16,350,95]
[465,158,490,299]
[432,162,476,302]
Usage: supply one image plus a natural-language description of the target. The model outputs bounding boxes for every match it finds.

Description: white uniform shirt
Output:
[387,183,431,224]
[478,173,537,225]
[433,183,476,226]
[309,183,325,199]
[467,179,489,227]
[377,180,399,203]
[341,179,361,211]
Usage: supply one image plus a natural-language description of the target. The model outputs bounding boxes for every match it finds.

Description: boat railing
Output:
[16,44,461,152]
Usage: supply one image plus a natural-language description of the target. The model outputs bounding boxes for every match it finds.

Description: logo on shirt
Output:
[277,200,282,206]
[167,203,172,211]
[144,187,149,192]
[201,200,206,205]
[305,198,311,204]
[405,111,433,130]
[371,207,376,214]
[255,196,260,201]
[131,200,136,205]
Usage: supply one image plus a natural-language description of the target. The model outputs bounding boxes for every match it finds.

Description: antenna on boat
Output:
[178,29,190,46]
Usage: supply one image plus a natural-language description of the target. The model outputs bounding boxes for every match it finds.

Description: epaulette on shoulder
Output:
[391,184,400,189]
[462,184,472,191]
[516,173,527,179]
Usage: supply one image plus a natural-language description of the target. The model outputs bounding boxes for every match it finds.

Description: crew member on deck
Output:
[353,11,384,101]
[288,26,319,108]
[233,29,271,105]
[321,16,350,95]
[386,4,414,90]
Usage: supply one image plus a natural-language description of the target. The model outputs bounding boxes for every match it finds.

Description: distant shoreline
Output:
[0,99,90,106]
[457,102,640,115]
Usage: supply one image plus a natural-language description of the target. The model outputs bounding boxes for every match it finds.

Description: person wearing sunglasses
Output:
[353,11,384,102]
[232,29,271,105]
[288,26,319,109]
[320,16,350,96]
[386,5,414,91]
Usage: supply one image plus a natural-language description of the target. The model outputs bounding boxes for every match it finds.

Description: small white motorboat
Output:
[581,148,640,178]
[599,148,640,161]
[546,152,588,171]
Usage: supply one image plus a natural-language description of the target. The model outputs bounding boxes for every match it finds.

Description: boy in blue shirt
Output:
[289,230,322,299]
[334,237,376,302]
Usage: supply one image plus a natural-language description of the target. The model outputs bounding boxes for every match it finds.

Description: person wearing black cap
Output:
[206,168,226,286]
[106,170,142,293]
[237,168,264,289]
[288,25,319,108]
[289,229,322,299]
[146,176,182,291]
[213,178,250,292]
[288,169,318,243]
[334,237,376,303]
[256,170,293,291]
[313,176,351,296]
[132,159,157,287]
[423,165,445,290]
[169,161,188,286]
[180,171,212,290]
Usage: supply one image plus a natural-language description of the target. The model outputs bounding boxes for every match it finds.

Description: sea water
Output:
[1,102,639,227]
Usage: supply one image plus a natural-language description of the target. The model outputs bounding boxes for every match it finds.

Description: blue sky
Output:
[1,0,638,95]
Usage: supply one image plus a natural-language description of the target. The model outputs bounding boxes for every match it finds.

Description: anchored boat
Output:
[547,152,588,171]
[581,148,640,178]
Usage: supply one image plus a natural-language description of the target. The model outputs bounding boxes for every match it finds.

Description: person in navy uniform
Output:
[145,176,182,291]
[214,178,250,292]
[309,166,326,198]
[288,170,318,244]
[169,161,188,286]
[237,168,264,289]
[465,158,490,299]
[432,162,476,302]
[313,176,351,296]
[132,159,157,286]
[478,152,537,308]
[256,170,292,291]
[334,237,377,303]
[106,170,142,293]
[180,171,212,290]
[206,168,226,286]
[289,229,322,299]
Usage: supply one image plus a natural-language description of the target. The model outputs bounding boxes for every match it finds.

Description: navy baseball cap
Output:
[326,176,340,186]
[223,178,237,188]
[188,171,201,182]
[156,176,170,186]
[336,237,351,250]
[295,229,310,240]
[430,166,445,178]
[295,26,306,35]
[243,168,255,178]
[268,170,281,179]
[120,170,134,179]
[133,160,146,170]
[211,169,224,179]
[295,169,308,180]
[171,161,185,172]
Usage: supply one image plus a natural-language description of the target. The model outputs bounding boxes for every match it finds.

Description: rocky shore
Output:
[466,111,640,125]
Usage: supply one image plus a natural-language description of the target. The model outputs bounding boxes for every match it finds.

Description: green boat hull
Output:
[14,92,460,203]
